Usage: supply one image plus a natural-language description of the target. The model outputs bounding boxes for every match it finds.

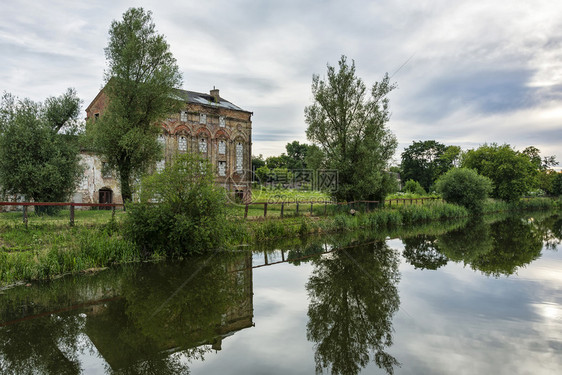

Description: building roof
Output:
[172,88,251,113]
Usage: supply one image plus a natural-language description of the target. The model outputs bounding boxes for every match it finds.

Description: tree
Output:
[401,140,459,192]
[285,140,311,170]
[0,89,83,211]
[251,154,266,170]
[435,168,493,214]
[553,173,562,196]
[522,146,559,194]
[123,153,227,256]
[305,56,397,201]
[461,144,537,202]
[88,7,183,201]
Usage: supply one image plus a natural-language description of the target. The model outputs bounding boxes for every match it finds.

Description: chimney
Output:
[210,87,220,103]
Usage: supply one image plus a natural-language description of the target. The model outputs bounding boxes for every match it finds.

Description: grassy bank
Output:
[0,197,560,286]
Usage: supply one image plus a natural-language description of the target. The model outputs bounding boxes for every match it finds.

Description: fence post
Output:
[244,204,249,219]
[324,202,327,215]
[280,202,284,218]
[296,203,299,215]
[70,203,75,226]
[112,205,116,220]
[264,203,268,218]
[310,202,313,216]
[23,205,28,229]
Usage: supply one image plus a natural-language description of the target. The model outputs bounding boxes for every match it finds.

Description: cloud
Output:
[1,0,561,159]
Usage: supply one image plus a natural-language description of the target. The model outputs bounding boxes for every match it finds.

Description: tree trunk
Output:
[119,166,133,202]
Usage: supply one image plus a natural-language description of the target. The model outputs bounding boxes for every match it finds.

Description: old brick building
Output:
[77,87,253,204]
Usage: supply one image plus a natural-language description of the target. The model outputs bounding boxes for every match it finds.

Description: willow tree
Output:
[305,56,397,201]
[0,89,83,211]
[88,7,183,201]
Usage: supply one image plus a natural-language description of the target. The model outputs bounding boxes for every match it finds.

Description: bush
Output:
[435,168,493,214]
[123,153,228,256]
[403,180,426,195]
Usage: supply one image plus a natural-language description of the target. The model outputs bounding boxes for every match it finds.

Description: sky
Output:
[1,0,562,165]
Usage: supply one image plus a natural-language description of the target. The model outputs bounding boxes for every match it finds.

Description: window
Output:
[101,162,112,178]
[94,113,99,120]
[199,138,207,153]
[218,161,226,176]
[236,142,243,173]
[156,159,165,172]
[199,113,207,124]
[218,140,226,155]
[180,111,187,122]
[178,136,187,151]
[219,116,226,127]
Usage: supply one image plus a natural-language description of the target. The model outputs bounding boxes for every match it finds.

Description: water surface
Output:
[1,214,561,374]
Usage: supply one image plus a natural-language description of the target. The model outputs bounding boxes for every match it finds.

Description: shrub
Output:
[403,180,426,195]
[123,153,228,256]
[435,168,493,214]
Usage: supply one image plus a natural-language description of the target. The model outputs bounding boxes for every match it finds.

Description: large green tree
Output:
[305,56,397,201]
[401,140,460,191]
[88,7,183,201]
[0,89,83,208]
[461,143,537,202]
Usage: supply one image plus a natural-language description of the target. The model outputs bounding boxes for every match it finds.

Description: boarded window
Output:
[199,113,207,124]
[218,140,226,155]
[218,161,226,176]
[219,116,226,127]
[199,138,207,153]
[236,142,243,173]
[178,136,187,151]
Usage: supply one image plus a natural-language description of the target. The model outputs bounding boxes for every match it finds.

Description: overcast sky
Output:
[1,0,562,164]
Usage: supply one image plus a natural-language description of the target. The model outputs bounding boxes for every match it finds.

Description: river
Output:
[0,213,561,374]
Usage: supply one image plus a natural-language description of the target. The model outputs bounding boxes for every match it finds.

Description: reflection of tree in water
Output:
[438,216,545,277]
[471,217,543,277]
[306,240,401,375]
[0,314,85,374]
[402,235,448,270]
[0,254,253,374]
[437,218,493,264]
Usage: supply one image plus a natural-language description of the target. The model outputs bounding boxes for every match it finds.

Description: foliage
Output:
[123,153,227,256]
[461,143,537,202]
[87,7,183,201]
[285,140,312,170]
[435,168,493,214]
[401,140,460,191]
[0,89,83,213]
[305,55,397,201]
[403,179,426,195]
[553,173,562,196]
[251,154,266,170]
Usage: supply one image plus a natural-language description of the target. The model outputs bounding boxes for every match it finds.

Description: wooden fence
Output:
[240,197,441,219]
[0,202,124,228]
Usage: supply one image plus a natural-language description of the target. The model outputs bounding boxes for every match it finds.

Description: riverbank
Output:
[0,197,560,286]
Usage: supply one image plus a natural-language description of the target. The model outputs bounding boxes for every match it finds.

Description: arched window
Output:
[199,138,208,153]
[178,136,187,151]
[218,140,226,155]
[236,142,243,173]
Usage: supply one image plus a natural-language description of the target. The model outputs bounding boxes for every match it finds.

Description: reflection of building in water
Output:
[0,253,254,373]
[82,254,254,370]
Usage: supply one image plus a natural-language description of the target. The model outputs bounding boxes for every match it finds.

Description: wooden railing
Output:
[239,197,442,219]
[0,202,124,228]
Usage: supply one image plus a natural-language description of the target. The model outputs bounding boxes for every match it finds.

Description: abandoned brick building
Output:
[76,87,253,205]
